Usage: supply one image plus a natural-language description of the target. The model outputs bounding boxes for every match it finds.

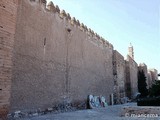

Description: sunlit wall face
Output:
[46,0,160,73]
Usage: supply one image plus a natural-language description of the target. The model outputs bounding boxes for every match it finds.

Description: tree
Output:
[138,70,148,97]
[149,80,160,97]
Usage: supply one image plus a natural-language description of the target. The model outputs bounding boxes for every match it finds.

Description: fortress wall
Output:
[113,50,126,103]
[10,0,114,112]
[138,63,149,88]
[68,27,114,104]
[149,69,158,81]
[0,0,18,117]
[147,69,158,88]
[125,55,138,99]
[125,60,131,98]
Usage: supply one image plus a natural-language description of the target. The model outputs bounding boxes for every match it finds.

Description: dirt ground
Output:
[21,103,159,120]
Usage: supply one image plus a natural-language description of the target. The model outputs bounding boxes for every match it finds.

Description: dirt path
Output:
[21,103,159,120]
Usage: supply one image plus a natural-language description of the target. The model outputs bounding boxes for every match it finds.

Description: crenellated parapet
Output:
[109,43,113,49]
[60,10,67,18]
[104,40,110,48]
[80,23,85,30]
[30,0,114,50]
[76,20,80,26]
[71,17,76,25]
[47,1,56,13]
[55,5,60,13]
[67,13,71,20]
[39,0,47,6]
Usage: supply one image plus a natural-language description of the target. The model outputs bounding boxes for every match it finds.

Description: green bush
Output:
[138,70,148,97]
[137,96,160,106]
[149,80,160,97]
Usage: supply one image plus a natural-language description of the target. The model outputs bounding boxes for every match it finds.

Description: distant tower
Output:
[128,43,134,59]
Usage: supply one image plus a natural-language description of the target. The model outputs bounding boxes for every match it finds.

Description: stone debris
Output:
[47,108,53,112]
[7,99,90,119]
[7,103,83,119]
[13,103,157,120]
[120,97,130,104]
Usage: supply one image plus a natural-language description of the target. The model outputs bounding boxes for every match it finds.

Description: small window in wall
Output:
[44,38,46,46]
[0,89,2,91]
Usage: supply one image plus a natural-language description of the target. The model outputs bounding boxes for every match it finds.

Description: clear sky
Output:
[47,0,160,73]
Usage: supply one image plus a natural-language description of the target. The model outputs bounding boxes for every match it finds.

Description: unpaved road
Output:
[22,103,159,120]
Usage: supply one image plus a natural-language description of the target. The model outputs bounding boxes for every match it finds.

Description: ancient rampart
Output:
[9,0,114,112]
[0,0,158,116]
[0,0,19,117]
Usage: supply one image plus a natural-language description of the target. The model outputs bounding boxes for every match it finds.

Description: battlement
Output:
[28,0,113,50]
[139,63,147,67]
[1,0,158,115]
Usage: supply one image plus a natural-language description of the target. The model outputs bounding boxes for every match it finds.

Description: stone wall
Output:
[149,69,158,81]
[147,69,158,88]
[113,50,125,104]
[10,0,114,112]
[1,0,158,115]
[138,63,148,88]
[125,55,138,99]
[0,0,18,118]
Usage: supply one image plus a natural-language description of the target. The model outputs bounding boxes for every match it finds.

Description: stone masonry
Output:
[125,55,138,99]
[9,0,114,112]
[113,50,126,104]
[0,0,158,116]
[0,0,19,118]
[149,69,158,81]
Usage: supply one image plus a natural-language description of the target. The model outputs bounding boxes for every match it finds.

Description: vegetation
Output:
[138,70,148,98]
[149,80,160,97]
[137,96,160,106]
[137,72,160,106]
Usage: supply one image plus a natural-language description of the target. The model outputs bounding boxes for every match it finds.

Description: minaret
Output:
[128,43,134,60]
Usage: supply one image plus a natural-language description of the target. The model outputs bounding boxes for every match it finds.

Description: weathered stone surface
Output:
[9,0,114,113]
[47,1,56,13]
[0,0,158,116]
[149,69,158,81]
[113,50,126,104]
[40,0,46,5]
[66,13,71,20]
[60,10,67,18]
[0,0,18,118]
[125,55,138,99]
[71,17,76,25]
[55,5,60,13]
[128,43,134,60]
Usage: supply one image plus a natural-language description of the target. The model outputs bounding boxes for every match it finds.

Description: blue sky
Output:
[47,0,160,73]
